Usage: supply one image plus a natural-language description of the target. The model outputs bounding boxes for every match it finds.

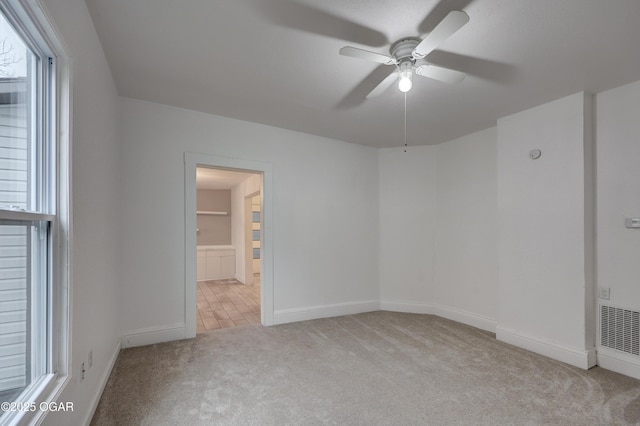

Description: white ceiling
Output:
[85,0,640,147]
[196,167,256,190]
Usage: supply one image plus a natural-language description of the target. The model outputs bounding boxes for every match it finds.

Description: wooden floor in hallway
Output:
[196,275,261,333]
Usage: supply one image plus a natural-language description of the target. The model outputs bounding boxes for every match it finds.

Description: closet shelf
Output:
[197,210,228,216]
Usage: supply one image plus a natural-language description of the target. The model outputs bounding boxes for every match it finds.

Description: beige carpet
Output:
[91,312,640,425]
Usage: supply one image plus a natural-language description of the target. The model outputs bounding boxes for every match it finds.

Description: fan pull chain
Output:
[403,91,407,152]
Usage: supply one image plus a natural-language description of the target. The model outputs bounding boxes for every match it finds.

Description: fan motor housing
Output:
[390,37,421,62]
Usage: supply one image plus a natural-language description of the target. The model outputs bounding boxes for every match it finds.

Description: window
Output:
[0,1,65,423]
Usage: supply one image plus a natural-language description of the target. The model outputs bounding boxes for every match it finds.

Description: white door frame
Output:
[184,152,274,338]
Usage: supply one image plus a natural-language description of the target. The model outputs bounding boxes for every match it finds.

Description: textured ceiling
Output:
[85,0,640,147]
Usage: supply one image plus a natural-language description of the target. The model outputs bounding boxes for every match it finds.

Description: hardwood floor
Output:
[196,275,260,333]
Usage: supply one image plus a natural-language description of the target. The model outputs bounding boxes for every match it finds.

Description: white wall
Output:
[119,98,380,336]
[496,92,595,369]
[378,145,437,307]
[378,128,498,331]
[595,80,640,377]
[433,128,498,326]
[39,0,122,424]
[231,174,261,284]
[596,80,640,307]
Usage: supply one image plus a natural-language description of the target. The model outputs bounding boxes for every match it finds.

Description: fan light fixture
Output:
[398,61,413,93]
[338,10,471,151]
[338,10,470,99]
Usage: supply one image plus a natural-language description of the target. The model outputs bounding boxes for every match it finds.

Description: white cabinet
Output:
[197,250,206,281]
[205,255,219,280]
[197,246,235,281]
[220,254,235,278]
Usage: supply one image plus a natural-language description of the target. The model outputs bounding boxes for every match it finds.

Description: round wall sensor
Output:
[529,149,542,160]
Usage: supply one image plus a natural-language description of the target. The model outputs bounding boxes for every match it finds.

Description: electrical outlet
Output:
[88,349,93,369]
[599,287,610,300]
[81,362,86,381]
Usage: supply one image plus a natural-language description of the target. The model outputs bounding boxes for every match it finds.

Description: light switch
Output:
[625,218,640,229]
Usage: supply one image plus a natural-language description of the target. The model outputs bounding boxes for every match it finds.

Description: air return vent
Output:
[600,305,640,356]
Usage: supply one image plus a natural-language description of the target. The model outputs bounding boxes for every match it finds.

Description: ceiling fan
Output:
[339,10,469,98]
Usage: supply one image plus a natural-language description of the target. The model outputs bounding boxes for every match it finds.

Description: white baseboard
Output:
[597,347,640,380]
[273,300,379,325]
[121,323,186,348]
[379,300,497,333]
[382,301,600,372]
[83,340,120,426]
[431,304,497,333]
[380,300,433,315]
[496,326,596,370]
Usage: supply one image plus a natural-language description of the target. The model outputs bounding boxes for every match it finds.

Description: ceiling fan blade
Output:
[412,10,469,59]
[366,71,398,98]
[340,46,397,65]
[415,64,466,84]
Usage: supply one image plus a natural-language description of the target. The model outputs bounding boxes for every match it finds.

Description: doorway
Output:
[194,167,262,332]
[184,152,274,338]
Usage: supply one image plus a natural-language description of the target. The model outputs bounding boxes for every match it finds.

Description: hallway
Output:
[196,276,261,332]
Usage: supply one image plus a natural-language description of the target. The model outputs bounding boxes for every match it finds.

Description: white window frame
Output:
[0,1,70,425]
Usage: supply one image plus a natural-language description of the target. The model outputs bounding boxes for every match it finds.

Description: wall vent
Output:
[600,304,640,356]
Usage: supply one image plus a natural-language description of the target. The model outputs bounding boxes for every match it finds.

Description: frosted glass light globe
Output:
[398,75,412,92]
[398,61,413,93]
